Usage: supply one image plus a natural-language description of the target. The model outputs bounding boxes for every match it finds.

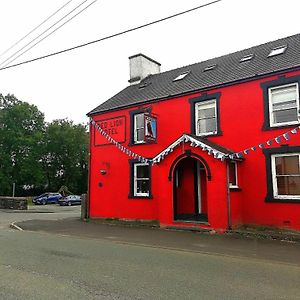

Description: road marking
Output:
[10,222,23,231]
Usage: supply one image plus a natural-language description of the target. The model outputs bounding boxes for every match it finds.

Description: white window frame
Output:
[195,99,218,136]
[271,153,300,200]
[229,161,239,189]
[134,163,150,197]
[134,113,145,144]
[268,83,300,127]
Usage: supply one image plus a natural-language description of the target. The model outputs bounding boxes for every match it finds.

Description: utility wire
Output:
[0,0,93,67]
[1,0,98,69]
[0,0,222,71]
[0,0,74,58]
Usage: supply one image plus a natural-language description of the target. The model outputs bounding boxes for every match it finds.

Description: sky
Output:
[0,0,299,125]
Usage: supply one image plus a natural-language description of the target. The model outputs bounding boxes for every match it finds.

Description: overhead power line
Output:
[0,0,95,67]
[1,0,98,69]
[0,0,74,58]
[0,0,222,71]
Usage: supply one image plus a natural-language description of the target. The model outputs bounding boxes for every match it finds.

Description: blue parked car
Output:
[58,195,81,206]
[33,193,62,205]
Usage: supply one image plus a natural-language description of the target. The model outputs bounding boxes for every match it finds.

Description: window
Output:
[134,113,145,143]
[261,75,300,130]
[268,45,287,57]
[129,160,152,198]
[229,161,238,188]
[134,163,150,196]
[173,71,190,81]
[269,83,299,127]
[130,109,157,145]
[263,146,300,203]
[271,153,300,200]
[204,64,217,72]
[195,100,217,136]
[189,92,222,136]
[240,54,254,62]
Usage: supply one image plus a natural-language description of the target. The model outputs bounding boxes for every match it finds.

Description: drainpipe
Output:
[226,160,232,230]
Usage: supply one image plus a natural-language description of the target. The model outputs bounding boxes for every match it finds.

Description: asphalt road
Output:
[1,206,300,299]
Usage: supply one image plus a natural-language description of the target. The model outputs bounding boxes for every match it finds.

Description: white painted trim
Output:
[195,99,217,136]
[229,161,239,188]
[133,162,150,197]
[268,83,300,127]
[152,134,228,164]
[134,113,145,143]
[197,161,202,214]
[271,153,300,199]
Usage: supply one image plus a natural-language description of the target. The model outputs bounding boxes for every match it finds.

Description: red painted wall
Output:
[89,69,300,231]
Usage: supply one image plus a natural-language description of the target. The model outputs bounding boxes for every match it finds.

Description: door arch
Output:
[172,156,209,222]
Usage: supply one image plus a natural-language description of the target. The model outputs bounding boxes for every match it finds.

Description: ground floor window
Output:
[264,147,300,202]
[229,161,238,188]
[129,160,152,198]
[271,153,300,199]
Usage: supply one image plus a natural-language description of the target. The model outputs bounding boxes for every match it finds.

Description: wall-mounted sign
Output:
[144,114,157,143]
[94,116,126,146]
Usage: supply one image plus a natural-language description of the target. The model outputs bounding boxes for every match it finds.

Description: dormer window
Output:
[173,71,190,81]
[268,45,287,57]
[240,54,254,62]
[204,64,217,72]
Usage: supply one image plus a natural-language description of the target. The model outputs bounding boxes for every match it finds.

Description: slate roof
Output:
[88,33,300,116]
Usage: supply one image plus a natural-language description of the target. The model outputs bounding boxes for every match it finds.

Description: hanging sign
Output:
[94,116,126,146]
[144,114,157,143]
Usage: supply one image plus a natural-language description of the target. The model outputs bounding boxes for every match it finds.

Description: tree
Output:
[42,119,88,195]
[0,94,46,196]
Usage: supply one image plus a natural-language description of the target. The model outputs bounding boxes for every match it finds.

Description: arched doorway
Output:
[173,156,208,222]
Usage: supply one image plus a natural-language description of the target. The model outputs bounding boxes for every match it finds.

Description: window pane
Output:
[273,100,297,111]
[273,108,298,124]
[136,128,144,142]
[136,179,150,194]
[198,118,217,134]
[271,88,297,104]
[198,107,215,119]
[136,165,149,178]
[275,156,299,175]
[277,176,300,195]
[135,114,144,128]
[229,163,237,186]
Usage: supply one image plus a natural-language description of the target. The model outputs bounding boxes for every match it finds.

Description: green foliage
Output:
[42,119,88,195]
[0,93,88,196]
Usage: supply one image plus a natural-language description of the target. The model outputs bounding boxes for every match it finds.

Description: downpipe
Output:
[226,160,232,230]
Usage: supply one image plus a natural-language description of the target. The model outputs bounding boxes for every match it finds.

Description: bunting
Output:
[229,125,300,159]
[90,120,151,164]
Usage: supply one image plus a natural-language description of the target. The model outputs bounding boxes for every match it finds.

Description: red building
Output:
[87,34,300,231]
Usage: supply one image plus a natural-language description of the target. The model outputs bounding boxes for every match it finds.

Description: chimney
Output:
[129,54,161,85]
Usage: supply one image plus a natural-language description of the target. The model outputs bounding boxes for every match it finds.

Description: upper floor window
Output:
[269,83,299,127]
[261,75,300,130]
[271,153,300,200]
[195,100,217,136]
[130,109,157,145]
[189,92,222,137]
[134,113,145,143]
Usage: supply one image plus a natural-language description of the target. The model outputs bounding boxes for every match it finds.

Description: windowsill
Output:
[195,131,223,138]
[128,194,153,199]
[262,122,299,131]
[128,141,157,146]
[265,197,300,203]
[229,186,241,192]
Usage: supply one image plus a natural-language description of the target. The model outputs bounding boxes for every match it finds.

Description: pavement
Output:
[10,214,300,267]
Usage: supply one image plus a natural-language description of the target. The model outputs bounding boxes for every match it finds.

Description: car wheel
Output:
[42,199,47,205]
[68,201,72,206]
